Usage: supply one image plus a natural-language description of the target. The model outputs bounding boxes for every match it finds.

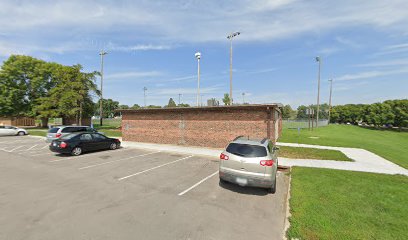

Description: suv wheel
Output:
[71,147,82,156]
[269,175,277,194]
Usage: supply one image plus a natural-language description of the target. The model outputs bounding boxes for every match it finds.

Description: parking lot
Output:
[0,136,289,240]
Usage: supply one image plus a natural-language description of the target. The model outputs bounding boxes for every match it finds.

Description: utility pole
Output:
[242,92,245,104]
[178,93,182,106]
[143,87,147,107]
[195,52,201,107]
[315,56,321,127]
[227,32,240,105]
[328,79,333,124]
[99,50,108,126]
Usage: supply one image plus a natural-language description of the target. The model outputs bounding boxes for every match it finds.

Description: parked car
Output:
[49,132,121,156]
[219,136,279,193]
[0,125,28,136]
[46,126,98,143]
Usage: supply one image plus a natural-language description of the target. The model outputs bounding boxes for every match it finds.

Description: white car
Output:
[0,126,28,136]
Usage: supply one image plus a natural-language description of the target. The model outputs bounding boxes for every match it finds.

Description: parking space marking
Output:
[178,171,218,196]
[29,152,55,156]
[118,155,194,181]
[7,146,25,152]
[22,144,39,151]
[49,148,133,162]
[79,151,161,170]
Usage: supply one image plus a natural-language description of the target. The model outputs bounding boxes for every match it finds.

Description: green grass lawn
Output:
[280,125,408,169]
[28,129,47,137]
[279,146,352,161]
[288,167,408,240]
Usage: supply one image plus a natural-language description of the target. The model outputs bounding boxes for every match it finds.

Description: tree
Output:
[35,64,98,125]
[0,55,50,118]
[119,104,129,109]
[146,105,162,109]
[222,93,231,105]
[130,104,141,110]
[95,98,120,118]
[296,105,308,119]
[166,98,177,108]
[178,103,190,107]
[281,105,295,119]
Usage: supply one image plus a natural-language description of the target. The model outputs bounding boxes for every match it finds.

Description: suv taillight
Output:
[60,142,68,148]
[260,160,274,166]
[220,153,229,160]
[56,133,62,138]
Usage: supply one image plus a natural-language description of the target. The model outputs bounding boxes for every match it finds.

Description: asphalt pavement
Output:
[0,136,289,240]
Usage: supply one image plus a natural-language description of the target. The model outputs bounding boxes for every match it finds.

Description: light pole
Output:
[315,56,321,126]
[143,87,147,107]
[195,52,201,107]
[227,31,240,105]
[99,50,108,126]
[178,93,182,106]
[328,79,333,124]
[242,92,245,104]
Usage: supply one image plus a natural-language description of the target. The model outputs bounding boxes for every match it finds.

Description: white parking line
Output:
[49,148,132,162]
[30,152,55,156]
[178,171,218,196]
[79,151,161,170]
[25,144,39,151]
[118,155,194,181]
[7,146,25,152]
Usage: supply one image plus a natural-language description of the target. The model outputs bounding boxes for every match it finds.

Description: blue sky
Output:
[1,0,407,107]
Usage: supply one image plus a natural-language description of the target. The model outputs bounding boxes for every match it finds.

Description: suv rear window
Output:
[48,128,60,133]
[62,127,87,133]
[226,143,267,157]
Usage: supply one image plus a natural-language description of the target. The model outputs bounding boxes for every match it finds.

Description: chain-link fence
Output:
[282,119,329,129]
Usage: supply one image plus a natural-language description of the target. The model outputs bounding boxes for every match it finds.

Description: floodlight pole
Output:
[315,56,321,127]
[143,87,147,107]
[242,92,245,104]
[328,79,333,124]
[195,52,201,107]
[227,32,240,105]
[178,93,182,105]
[99,50,108,126]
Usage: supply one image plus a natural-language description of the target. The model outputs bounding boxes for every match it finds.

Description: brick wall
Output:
[121,105,282,148]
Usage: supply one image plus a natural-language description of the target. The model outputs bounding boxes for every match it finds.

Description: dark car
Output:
[49,132,121,156]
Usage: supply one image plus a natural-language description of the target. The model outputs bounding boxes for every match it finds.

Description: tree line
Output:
[330,99,408,127]
[280,100,407,128]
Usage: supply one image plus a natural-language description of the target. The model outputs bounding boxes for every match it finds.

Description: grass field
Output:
[279,125,408,169]
[279,146,352,161]
[288,167,408,240]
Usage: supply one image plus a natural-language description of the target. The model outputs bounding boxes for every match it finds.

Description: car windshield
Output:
[226,143,267,157]
[60,134,77,140]
[48,128,60,133]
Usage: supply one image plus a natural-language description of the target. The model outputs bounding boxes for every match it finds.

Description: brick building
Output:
[120,104,282,148]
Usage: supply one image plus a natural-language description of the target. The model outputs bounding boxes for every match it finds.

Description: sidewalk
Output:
[122,141,408,176]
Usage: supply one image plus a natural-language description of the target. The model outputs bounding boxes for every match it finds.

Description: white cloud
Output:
[1,0,408,44]
[106,43,173,52]
[336,68,408,81]
[105,71,162,79]
[354,59,408,68]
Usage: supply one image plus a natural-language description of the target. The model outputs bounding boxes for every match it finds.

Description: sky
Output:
[0,0,407,108]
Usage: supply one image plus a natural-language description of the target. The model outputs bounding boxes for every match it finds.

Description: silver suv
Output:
[46,126,98,143]
[219,136,279,193]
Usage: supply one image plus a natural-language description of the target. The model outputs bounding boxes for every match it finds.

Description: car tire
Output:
[17,131,25,136]
[219,178,227,185]
[71,147,82,156]
[109,143,117,150]
[269,175,277,194]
